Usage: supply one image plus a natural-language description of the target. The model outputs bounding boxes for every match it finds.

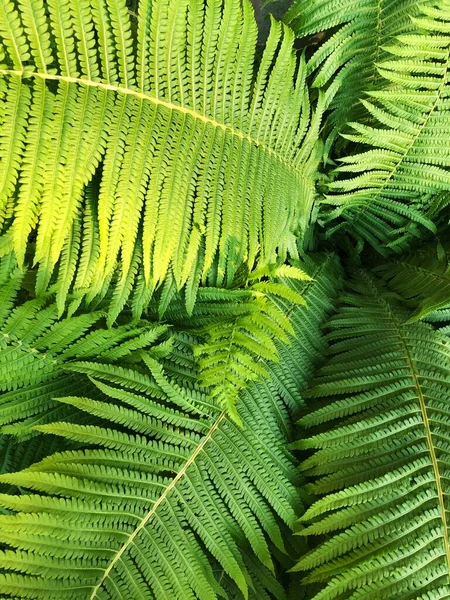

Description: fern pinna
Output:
[1,0,450,599]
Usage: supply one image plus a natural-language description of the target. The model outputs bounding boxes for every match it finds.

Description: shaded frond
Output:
[0,262,170,436]
[294,270,450,599]
[0,434,67,495]
[321,1,450,253]
[147,253,342,425]
[379,241,450,321]
[285,0,432,144]
[0,0,326,314]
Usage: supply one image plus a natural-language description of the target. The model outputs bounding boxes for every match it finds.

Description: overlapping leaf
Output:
[285,0,433,143]
[0,255,341,599]
[321,2,450,252]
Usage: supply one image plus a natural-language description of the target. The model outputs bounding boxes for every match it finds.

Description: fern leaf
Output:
[294,270,450,598]
[0,265,170,436]
[0,332,295,599]
[379,241,450,322]
[322,1,450,253]
[286,0,434,144]
[189,267,308,422]
[0,0,324,315]
[0,254,341,599]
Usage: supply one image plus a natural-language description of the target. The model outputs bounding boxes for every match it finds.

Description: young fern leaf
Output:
[0,254,341,599]
[285,0,433,144]
[193,266,311,424]
[0,0,326,315]
[294,271,450,599]
[321,1,450,253]
[143,261,314,422]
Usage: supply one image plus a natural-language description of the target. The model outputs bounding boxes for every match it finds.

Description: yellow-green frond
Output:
[0,0,325,316]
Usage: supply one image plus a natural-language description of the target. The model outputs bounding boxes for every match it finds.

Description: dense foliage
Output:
[0,0,449,598]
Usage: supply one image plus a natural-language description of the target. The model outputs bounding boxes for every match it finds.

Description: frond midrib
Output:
[400,339,450,572]
[89,410,227,599]
[0,68,304,181]
[88,260,327,596]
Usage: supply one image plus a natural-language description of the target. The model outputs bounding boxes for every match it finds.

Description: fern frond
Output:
[0,0,325,314]
[294,270,450,599]
[321,1,450,253]
[0,335,292,600]
[0,264,170,436]
[379,241,450,322]
[285,0,433,144]
[193,266,308,423]
[0,254,341,599]
[139,261,318,422]
[0,434,68,496]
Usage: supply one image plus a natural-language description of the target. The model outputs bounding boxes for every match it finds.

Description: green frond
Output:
[285,0,432,144]
[0,264,170,436]
[0,434,68,496]
[294,270,450,599]
[379,241,450,322]
[193,271,306,424]
[0,0,325,315]
[147,259,334,423]
[0,329,291,600]
[136,259,326,422]
[321,1,450,253]
[0,253,341,599]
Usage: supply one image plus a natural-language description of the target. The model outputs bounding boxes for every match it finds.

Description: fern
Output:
[320,1,450,253]
[2,0,450,597]
[0,435,67,496]
[0,0,328,314]
[294,271,450,599]
[379,241,450,321]
[192,264,311,423]
[0,259,171,436]
[0,254,340,599]
[285,0,433,145]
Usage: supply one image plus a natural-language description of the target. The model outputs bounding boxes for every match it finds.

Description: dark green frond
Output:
[0,264,170,436]
[379,241,450,322]
[294,270,450,599]
[0,435,68,496]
